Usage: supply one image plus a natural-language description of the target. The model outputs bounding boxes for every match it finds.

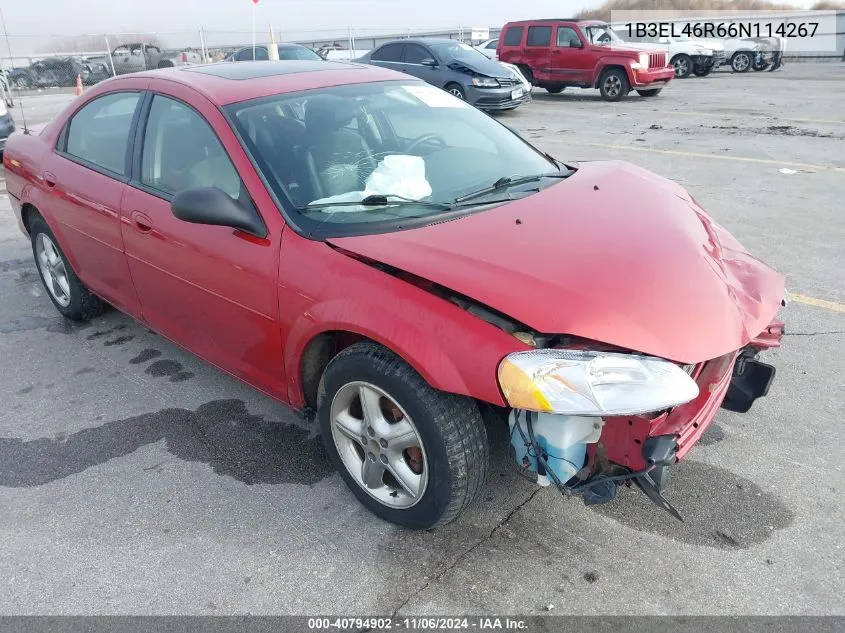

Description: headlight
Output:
[0,100,7,117]
[638,52,649,68]
[471,77,499,87]
[498,350,699,416]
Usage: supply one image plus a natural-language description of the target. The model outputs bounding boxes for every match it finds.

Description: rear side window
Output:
[64,92,141,175]
[140,95,241,200]
[371,43,403,62]
[527,26,552,47]
[503,27,523,46]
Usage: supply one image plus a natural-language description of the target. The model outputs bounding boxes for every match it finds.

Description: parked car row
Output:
[476,21,785,80]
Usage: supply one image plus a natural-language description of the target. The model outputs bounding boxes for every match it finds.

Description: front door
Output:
[550,26,590,84]
[120,89,285,397]
[400,43,441,85]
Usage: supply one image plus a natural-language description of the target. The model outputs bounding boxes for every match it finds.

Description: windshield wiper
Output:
[299,194,453,211]
[454,171,571,205]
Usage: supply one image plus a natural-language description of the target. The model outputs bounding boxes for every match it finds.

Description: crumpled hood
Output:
[449,56,512,79]
[329,161,785,364]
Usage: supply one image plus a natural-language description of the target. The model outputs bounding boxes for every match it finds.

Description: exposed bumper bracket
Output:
[722,359,776,413]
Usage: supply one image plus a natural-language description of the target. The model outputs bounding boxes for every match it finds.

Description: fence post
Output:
[199,27,207,63]
[104,35,116,76]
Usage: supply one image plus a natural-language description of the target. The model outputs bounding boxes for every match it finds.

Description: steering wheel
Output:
[405,133,447,154]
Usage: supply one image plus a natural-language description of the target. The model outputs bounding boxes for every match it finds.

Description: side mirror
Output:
[171,187,266,238]
[421,58,438,67]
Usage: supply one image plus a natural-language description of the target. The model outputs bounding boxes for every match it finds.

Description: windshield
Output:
[428,41,489,63]
[278,46,321,61]
[585,25,623,45]
[227,81,559,234]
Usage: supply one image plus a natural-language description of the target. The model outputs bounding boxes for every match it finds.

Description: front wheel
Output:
[598,69,629,102]
[444,82,466,100]
[636,88,662,97]
[318,342,489,529]
[731,51,752,73]
[30,215,107,321]
[693,66,712,77]
[671,54,693,78]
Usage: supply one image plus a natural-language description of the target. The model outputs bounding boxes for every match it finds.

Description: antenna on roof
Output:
[0,7,27,132]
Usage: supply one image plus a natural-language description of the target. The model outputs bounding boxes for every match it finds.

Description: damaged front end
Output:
[501,316,785,521]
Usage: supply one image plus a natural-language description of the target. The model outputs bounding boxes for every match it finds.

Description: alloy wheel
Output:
[733,53,750,72]
[603,75,622,98]
[448,87,464,99]
[674,58,689,77]
[35,233,71,307]
[330,381,428,509]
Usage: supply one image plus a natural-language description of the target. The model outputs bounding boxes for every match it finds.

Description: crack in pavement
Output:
[783,331,845,337]
[382,487,545,623]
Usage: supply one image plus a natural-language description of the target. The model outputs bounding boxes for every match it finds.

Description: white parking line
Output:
[567,141,845,173]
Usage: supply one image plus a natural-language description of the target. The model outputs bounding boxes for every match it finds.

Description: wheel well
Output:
[299,330,371,409]
[596,65,627,88]
[20,203,41,235]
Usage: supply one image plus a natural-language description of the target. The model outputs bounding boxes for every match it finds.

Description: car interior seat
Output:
[302,95,376,201]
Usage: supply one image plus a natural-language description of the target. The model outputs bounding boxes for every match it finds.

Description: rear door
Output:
[367,42,404,72]
[550,25,590,83]
[524,25,553,81]
[120,83,286,396]
[497,25,524,65]
[45,87,145,316]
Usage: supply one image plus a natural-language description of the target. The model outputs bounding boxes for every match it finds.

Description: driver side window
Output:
[140,95,241,200]
[556,27,581,48]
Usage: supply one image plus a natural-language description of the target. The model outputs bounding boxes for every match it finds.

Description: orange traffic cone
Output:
[75,74,83,96]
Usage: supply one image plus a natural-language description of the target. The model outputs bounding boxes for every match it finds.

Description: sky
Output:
[3,0,593,38]
[1,0,822,55]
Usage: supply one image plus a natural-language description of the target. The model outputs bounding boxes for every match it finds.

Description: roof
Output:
[503,19,606,25]
[117,60,411,105]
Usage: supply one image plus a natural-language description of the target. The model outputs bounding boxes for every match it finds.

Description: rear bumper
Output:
[629,66,675,88]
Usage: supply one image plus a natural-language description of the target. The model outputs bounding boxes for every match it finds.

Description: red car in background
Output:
[497,19,675,101]
[3,61,784,529]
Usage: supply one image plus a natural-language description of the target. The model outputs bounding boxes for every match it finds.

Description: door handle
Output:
[42,172,57,188]
[130,211,153,233]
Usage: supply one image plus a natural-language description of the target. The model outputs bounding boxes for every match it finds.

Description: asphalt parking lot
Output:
[0,63,843,616]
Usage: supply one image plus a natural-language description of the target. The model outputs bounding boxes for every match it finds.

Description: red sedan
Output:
[3,61,785,529]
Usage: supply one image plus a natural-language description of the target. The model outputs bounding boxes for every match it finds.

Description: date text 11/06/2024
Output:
[623,21,820,39]
[307,617,528,630]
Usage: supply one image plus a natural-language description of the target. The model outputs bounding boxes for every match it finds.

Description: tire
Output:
[753,59,770,71]
[318,342,489,530]
[517,65,534,85]
[636,89,662,97]
[692,66,712,77]
[731,51,752,73]
[444,82,466,100]
[13,76,31,89]
[598,68,629,102]
[671,54,693,78]
[545,85,564,94]
[29,215,107,321]
[157,60,174,69]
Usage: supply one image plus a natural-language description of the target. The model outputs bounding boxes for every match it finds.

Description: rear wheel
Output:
[545,85,564,94]
[318,342,489,529]
[444,82,466,100]
[517,65,534,85]
[30,215,107,321]
[636,88,662,97]
[598,68,629,102]
[671,54,693,78]
[731,51,752,73]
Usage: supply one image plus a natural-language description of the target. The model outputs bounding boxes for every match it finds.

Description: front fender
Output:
[284,299,468,407]
[593,57,636,87]
[279,231,526,409]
